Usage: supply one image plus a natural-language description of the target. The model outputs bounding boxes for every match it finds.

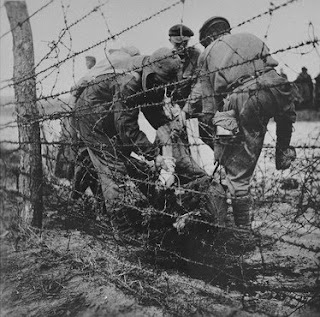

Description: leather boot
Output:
[205,180,228,227]
[232,195,251,229]
[229,195,257,252]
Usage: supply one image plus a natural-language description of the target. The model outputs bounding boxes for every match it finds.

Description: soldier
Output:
[72,46,228,228]
[55,47,142,197]
[185,16,296,230]
[73,48,180,214]
[295,67,314,109]
[168,24,201,108]
[166,24,209,183]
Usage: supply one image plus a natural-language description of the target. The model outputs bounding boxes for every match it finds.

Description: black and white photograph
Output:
[0,0,319,316]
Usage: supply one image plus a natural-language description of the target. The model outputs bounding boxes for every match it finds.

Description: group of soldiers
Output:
[55,16,297,238]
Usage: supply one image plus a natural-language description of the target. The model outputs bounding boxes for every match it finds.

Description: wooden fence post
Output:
[5,0,43,228]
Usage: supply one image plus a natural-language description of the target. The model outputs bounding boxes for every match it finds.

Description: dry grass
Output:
[1,131,320,316]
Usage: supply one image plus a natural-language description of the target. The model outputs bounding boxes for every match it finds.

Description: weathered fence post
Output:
[5,0,43,228]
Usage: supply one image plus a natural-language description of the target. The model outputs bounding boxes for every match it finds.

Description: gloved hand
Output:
[155,155,176,172]
[169,118,184,141]
[155,155,176,187]
[275,146,296,170]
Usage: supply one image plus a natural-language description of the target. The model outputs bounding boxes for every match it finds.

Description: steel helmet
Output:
[199,16,231,47]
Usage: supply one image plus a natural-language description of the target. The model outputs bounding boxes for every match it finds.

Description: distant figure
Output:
[314,73,320,110]
[85,56,96,69]
[295,67,314,109]
[279,68,288,80]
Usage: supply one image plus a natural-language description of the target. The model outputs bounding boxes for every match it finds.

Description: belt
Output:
[226,69,273,93]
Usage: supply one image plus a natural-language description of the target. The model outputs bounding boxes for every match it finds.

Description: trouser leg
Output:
[157,122,207,184]
[172,135,208,184]
[87,148,126,213]
[231,195,251,228]
[218,138,262,228]
[205,179,228,226]
[72,157,98,198]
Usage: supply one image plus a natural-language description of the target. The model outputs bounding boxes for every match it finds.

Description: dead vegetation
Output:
[1,142,320,317]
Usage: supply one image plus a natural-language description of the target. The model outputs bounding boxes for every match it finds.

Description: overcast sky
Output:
[0,0,319,97]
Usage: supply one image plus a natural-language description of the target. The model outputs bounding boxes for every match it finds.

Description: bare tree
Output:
[5,0,43,228]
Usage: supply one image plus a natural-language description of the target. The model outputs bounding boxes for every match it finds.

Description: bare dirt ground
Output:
[0,175,319,317]
[1,220,319,317]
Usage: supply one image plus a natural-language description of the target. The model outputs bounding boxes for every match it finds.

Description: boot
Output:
[232,195,251,229]
[230,195,256,252]
[205,180,228,227]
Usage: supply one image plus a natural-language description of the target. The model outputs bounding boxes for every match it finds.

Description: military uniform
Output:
[166,24,206,183]
[173,46,201,108]
[295,67,314,109]
[168,24,201,107]
[73,50,180,210]
[73,47,227,227]
[196,32,296,227]
[56,49,145,195]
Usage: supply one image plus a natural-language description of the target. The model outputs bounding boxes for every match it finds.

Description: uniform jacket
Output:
[295,72,314,102]
[74,55,170,160]
[199,33,278,116]
[178,46,201,80]
[174,46,201,106]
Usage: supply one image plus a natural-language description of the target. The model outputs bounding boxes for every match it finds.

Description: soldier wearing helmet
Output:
[199,16,231,48]
[184,17,296,234]
[73,47,181,213]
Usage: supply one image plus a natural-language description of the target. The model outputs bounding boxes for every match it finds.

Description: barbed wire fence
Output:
[0,0,319,316]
